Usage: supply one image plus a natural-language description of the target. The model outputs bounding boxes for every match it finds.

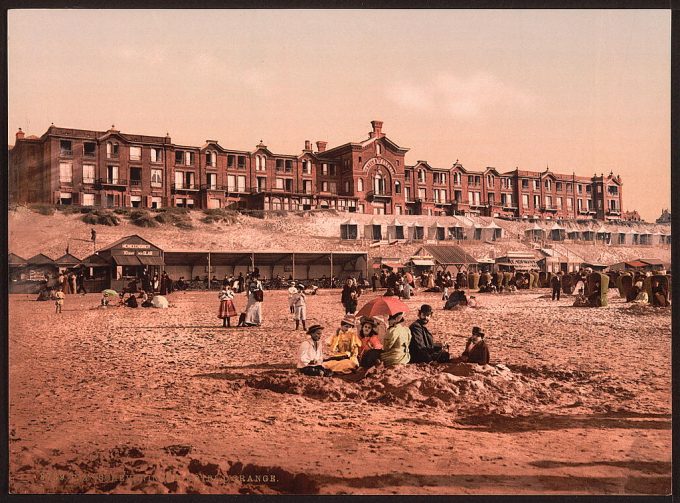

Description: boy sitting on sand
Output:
[451,327,490,365]
[297,325,333,377]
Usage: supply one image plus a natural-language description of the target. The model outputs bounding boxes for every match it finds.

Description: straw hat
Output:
[340,315,356,327]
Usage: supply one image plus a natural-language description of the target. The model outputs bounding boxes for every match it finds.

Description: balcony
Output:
[106,153,119,159]
[366,190,392,202]
[541,205,558,212]
[95,178,127,190]
[172,183,200,193]
[201,184,227,192]
[433,199,451,206]
[60,150,73,157]
[130,179,143,190]
[82,178,95,185]
[607,208,621,215]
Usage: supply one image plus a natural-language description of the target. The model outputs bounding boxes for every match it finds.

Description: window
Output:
[404,187,411,201]
[556,182,562,191]
[106,165,119,184]
[59,192,72,205]
[376,143,382,155]
[184,151,194,166]
[131,195,142,208]
[107,142,119,158]
[610,199,617,210]
[82,164,95,184]
[545,195,552,208]
[151,169,162,187]
[405,169,412,181]
[394,181,401,194]
[556,196,562,209]
[357,178,364,192]
[487,175,494,187]
[237,175,246,192]
[544,179,551,190]
[475,176,481,185]
[577,184,583,194]
[59,162,72,183]
[434,173,446,185]
[418,170,426,183]
[130,146,142,161]
[329,182,337,193]
[329,164,337,176]
[488,193,495,205]
[586,185,592,193]
[533,180,539,190]
[238,156,246,169]
[373,173,384,194]
[418,188,426,200]
[453,172,461,185]
[522,179,529,189]
[150,148,162,163]
[597,199,602,209]
[322,163,328,175]
[522,194,529,208]
[227,175,236,192]
[303,180,312,194]
[344,181,350,193]
[284,160,292,173]
[84,142,96,157]
[276,159,284,171]
[257,177,267,192]
[175,151,184,164]
[322,181,328,192]
[130,167,142,186]
[228,155,236,169]
[207,173,217,190]
[468,191,474,205]
[566,183,572,192]
[82,193,95,206]
[151,197,162,209]
[206,151,216,167]
[302,160,311,174]
[501,193,513,207]
[567,198,573,210]
[60,140,72,156]
[577,199,584,211]
[175,171,184,189]
[275,177,284,189]
[608,185,619,196]
[533,195,540,208]
[454,190,462,202]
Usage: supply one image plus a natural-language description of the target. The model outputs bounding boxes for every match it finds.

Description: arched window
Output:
[357,178,364,192]
[394,181,401,194]
[376,143,382,155]
[374,173,383,193]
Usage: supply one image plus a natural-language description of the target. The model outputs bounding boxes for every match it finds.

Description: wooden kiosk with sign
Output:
[95,235,165,292]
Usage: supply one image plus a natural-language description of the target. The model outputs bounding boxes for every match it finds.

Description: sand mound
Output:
[206,362,646,419]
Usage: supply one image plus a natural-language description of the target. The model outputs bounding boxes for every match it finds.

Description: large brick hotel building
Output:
[9,121,624,220]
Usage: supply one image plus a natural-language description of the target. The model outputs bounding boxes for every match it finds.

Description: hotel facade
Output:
[9,121,625,220]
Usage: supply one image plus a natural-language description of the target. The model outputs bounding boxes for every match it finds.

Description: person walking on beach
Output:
[341,278,359,315]
[218,284,237,327]
[54,289,65,314]
[242,270,264,326]
[237,272,245,293]
[292,284,307,331]
[551,272,562,301]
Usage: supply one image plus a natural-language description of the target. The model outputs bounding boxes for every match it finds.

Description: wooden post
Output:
[292,253,296,281]
[207,251,211,289]
[330,252,334,280]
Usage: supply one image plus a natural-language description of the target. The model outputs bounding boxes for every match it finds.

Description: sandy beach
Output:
[9,287,671,495]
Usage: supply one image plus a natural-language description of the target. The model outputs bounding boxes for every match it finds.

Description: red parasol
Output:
[356,296,410,318]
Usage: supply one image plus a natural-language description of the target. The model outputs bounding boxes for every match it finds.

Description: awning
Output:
[497,258,538,270]
[411,259,435,266]
[382,262,402,269]
[137,255,165,266]
[113,255,143,266]
[626,260,647,268]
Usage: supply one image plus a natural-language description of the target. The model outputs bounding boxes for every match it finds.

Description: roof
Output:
[8,253,27,266]
[163,250,366,267]
[54,253,82,265]
[496,257,539,270]
[80,253,111,267]
[640,258,664,266]
[97,234,162,252]
[415,245,478,265]
[410,258,435,266]
[26,253,56,265]
[342,219,358,226]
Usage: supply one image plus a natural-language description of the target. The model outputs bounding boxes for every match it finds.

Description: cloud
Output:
[387,72,534,118]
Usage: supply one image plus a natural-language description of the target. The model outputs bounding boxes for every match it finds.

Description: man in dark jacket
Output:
[551,272,563,301]
[460,326,490,365]
[408,304,450,363]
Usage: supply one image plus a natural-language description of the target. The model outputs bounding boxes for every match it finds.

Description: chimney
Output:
[304,140,311,151]
[370,120,384,138]
[16,128,25,140]
[316,141,327,153]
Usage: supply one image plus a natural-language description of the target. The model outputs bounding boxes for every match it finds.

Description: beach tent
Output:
[486,221,503,241]
[549,222,566,241]
[364,219,384,241]
[413,244,478,273]
[428,221,446,241]
[525,222,545,242]
[409,221,425,241]
[387,219,406,241]
[447,221,465,240]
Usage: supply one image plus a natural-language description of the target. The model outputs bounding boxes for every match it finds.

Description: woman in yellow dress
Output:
[323,315,362,373]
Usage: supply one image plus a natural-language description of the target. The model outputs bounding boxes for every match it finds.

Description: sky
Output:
[7,9,670,221]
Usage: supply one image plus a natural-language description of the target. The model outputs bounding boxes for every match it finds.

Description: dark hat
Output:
[418,304,433,316]
[307,324,324,334]
[472,326,485,337]
[359,316,378,327]
[388,312,405,323]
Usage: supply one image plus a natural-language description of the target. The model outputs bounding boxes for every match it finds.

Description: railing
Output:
[366,190,392,200]
[130,180,142,187]
[60,150,73,156]
[200,184,227,191]
[95,178,127,188]
[107,153,119,159]
[82,178,95,184]
[129,155,142,161]
[172,183,199,192]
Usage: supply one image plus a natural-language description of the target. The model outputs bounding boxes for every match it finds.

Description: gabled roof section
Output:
[27,253,56,265]
[415,245,478,265]
[8,253,27,265]
[201,141,228,152]
[450,162,470,174]
[484,167,502,176]
[359,135,409,154]
[97,234,162,252]
[55,253,82,265]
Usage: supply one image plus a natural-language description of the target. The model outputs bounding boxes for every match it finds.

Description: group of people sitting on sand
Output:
[297,304,490,377]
